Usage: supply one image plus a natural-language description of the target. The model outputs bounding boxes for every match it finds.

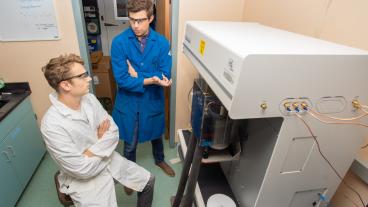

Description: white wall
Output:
[0,0,80,122]
[242,0,368,49]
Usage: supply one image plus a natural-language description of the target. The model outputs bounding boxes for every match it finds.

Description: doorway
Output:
[75,0,176,142]
[97,0,129,56]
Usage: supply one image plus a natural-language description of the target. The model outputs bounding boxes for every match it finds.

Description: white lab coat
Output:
[41,92,150,207]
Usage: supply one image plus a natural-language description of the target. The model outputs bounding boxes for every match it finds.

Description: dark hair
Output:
[127,0,154,18]
[41,54,84,91]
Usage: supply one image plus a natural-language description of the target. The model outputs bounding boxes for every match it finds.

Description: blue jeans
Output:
[124,117,165,164]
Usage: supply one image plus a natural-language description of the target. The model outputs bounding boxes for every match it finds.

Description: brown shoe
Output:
[124,186,134,195]
[54,171,73,206]
[156,161,175,177]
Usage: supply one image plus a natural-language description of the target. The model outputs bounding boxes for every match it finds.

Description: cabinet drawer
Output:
[0,98,33,142]
[0,143,23,207]
[3,111,45,186]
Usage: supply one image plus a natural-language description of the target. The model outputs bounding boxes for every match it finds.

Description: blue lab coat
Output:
[111,27,172,144]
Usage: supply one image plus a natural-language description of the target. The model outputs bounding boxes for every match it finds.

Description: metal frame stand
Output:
[172,134,204,207]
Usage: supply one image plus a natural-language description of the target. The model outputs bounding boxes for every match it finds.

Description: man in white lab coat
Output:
[40,54,154,207]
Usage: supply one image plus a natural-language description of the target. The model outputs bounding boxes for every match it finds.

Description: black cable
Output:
[187,85,193,105]
[361,143,368,149]
[187,85,194,115]
[296,114,366,207]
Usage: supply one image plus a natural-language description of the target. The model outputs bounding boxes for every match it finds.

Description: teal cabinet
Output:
[0,144,23,207]
[0,97,45,206]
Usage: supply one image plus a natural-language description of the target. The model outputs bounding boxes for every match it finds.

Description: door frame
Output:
[71,0,94,93]
[169,0,179,147]
[96,0,109,56]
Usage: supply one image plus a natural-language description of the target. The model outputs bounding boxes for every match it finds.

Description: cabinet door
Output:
[4,111,45,187]
[0,144,22,207]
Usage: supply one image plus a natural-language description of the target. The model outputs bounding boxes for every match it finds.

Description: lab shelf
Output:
[177,129,239,207]
[178,129,240,164]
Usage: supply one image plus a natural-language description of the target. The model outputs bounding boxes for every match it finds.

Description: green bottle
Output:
[0,78,4,89]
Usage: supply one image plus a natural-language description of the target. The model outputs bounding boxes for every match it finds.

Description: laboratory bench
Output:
[0,82,32,121]
[0,82,46,207]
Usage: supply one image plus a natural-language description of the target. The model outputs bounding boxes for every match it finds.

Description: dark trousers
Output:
[137,174,155,207]
[124,118,165,164]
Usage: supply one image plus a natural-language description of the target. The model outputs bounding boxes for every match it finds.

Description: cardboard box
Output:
[94,71,116,102]
[90,51,103,64]
[93,56,111,72]
[91,55,116,104]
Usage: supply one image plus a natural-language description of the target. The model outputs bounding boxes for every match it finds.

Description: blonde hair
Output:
[42,54,84,91]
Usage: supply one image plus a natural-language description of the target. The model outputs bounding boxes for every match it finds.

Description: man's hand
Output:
[97,119,110,139]
[83,149,95,157]
[127,60,138,78]
[151,74,172,87]
[161,74,172,86]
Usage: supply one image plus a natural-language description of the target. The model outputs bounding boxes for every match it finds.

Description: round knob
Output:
[260,102,267,110]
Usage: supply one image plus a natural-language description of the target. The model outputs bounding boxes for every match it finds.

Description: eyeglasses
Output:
[60,71,89,83]
[128,17,148,25]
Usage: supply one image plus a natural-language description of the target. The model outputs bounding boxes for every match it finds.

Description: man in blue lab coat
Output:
[111,0,175,194]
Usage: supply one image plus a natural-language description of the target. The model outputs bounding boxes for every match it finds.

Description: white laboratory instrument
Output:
[183,21,368,207]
